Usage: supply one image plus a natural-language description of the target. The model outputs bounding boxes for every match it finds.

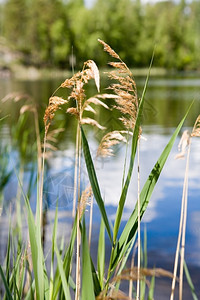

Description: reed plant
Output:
[170,116,200,300]
[0,40,197,300]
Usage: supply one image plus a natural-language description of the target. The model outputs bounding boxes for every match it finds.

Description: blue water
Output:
[1,74,200,298]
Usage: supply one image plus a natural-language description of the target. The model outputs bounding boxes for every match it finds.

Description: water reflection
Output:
[0,74,200,272]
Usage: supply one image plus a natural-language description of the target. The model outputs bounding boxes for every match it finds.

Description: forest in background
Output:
[0,0,200,70]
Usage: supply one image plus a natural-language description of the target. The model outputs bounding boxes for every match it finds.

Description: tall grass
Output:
[0,40,198,300]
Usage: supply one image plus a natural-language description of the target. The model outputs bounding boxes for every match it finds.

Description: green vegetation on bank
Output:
[0,0,200,71]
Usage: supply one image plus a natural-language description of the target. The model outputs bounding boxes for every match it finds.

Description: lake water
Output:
[1,72,200,298]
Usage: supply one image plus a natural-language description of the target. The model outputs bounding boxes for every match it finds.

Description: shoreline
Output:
[2,64,200,81]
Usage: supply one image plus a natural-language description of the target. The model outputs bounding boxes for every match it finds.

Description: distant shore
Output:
[2,64,200,81]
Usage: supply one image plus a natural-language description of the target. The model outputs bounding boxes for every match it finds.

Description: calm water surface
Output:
[1,73,200,298]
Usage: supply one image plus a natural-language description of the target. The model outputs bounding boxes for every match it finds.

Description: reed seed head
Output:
[97,130,130,157]
[80,117,106,130]
[44,96,68,134]
[98,39,139,132]
[78,185,92,219]
[191,115,200,137]
[175,130,191,159]
[98,39,121,60]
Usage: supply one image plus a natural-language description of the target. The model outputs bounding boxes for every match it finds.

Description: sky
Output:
[84,0,95,8]
[84,0,170,8]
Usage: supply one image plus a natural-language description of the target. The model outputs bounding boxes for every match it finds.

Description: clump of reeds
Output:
[171,115,200,300]
[98,39,142,299]
[1,40,197,300]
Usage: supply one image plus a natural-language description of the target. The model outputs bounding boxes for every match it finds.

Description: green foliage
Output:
[1,0,200,69]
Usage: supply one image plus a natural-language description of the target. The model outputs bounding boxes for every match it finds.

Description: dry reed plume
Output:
[98,39,140,133]
[97,267,174,300]
[98,39,142,300]
[97,130,130,157]
[191,114,200,137]
[78,185,92,220]
[60,59,106,300]
[44,96,68,134]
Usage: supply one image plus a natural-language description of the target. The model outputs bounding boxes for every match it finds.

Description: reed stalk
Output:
[75,124,82,300]
[129,242,137,299]
[88,194,94,248]
[33,107,42,179]
[39,130,47,227]
[136,138,141,300]
[170,131,191,300]
[179,141,190,300]
[72,122,79,217]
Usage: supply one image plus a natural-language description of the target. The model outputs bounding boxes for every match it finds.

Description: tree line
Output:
[0,0,200,70]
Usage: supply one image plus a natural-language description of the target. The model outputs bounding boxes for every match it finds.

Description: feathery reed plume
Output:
[98,39,139,133]
[98,39,121,61]
[62,61,107,221]
[97,267,174,300]
[43,96,68,134]
[191,114,200,137]
[61,60,100,118]
[4,92,42,194]
[97,290,130,300]
[2,92,31,103]
[97,130,130,157]
[175,130,190,159]
[98,40,143,299]
[61,60,104,300]
[41,96,68,228]
[114,267,175,282]
[78,185,92,220]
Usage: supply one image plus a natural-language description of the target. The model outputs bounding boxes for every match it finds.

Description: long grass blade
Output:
[111,102,193,271]
[183,260,198,300]
[0,265,13,300]
[49,204,58,300]
[52,214,77,299]
[148,275,155,300]
[5,228,11,290]
[14,169,45,300]
[54,243,71,300]
[90,258,102,296]
[81,126,112,243]
[141,228,147,299]
[81,217,95,300]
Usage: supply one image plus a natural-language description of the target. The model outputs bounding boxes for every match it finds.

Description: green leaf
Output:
[90,258,101,296]
[81,217,95,300]
[81,126,112,243]
[141,228,148,299]
[148,275,155,300]
[15,169,45,300]
[52,214,77,299]
[111,102,192,271]
[97,218,105,289]
[54,243,71,300]
[49,204,58,299]
[184,260,198,300]
[0,265,13,300]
